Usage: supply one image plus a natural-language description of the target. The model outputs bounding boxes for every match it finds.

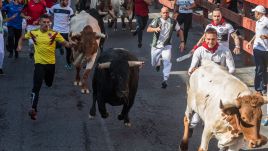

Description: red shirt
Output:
[135,0,149,17]
[45,0,57,8]
[22,0,47,25]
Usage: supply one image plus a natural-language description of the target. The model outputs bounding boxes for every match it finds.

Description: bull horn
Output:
[128,61,144,67]
[72,32,81,36]
[98,62,111,69]
[96,33,106,38]
[73,53,84,66]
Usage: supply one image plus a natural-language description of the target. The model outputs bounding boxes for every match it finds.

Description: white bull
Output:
[180,60,267,151]
[69,11,105,94]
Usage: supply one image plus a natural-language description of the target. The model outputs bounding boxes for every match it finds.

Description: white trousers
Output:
[0,33,4,69]
[151,45,172,81]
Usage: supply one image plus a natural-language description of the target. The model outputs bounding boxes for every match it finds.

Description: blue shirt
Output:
[2,2,24,29]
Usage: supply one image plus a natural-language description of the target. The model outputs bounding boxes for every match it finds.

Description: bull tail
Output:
[73,53,84,67]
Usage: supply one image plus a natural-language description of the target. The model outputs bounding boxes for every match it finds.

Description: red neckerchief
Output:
[202,42,219,53]
[211,18,225,26]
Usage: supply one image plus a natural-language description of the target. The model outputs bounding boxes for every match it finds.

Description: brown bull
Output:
[69,11,105,94]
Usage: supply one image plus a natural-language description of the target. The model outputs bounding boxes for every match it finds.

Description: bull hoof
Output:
[88,114,95,119]
[74,81,79,86]
[74,81,82,86]
[81,89,90,94]
[124,122,131,127]
[101,112,109,118]
[89,109,96,117]
[179,142,188,151]
[117,114,124,120]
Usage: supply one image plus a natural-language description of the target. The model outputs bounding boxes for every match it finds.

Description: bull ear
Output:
[235,98,241,108]
[220,100,239,115]
[254,92,268,104]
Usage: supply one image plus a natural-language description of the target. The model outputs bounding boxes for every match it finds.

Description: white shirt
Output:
[176,0,195,14]
[253,16,268,51]
[189,45,235,74]
[49,4,74,33]
[205,22,235,48]
[156,18,180,48]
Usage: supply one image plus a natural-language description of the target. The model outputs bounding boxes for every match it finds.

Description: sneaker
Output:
[261,119,268,126]
[29,53,34,59]
[65,64,72,70]
[15,52,18,59]
[8,53,13,58]
[161,80,167,89]
[138,43,142,48]
[0,69,4,75]
[28,109,37,120]
[155,66,160,72]
[131,30,137,36]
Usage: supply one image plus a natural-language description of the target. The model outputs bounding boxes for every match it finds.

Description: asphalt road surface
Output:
[0,7,268,151]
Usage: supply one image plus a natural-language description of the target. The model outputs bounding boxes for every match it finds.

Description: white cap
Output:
[252,5,266,14]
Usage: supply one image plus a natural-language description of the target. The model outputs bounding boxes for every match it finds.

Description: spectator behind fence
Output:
[246,5,268,96]
[246,5,268,126]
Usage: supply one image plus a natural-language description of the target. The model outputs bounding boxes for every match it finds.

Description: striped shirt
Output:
[49,4,74,33]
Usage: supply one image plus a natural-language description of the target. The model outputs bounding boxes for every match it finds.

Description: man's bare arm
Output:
[230,32,240,54]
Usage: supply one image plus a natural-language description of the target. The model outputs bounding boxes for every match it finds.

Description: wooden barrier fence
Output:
[159,0,268,59]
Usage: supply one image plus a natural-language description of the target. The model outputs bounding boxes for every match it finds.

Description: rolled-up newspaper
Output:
[176,52,193,62]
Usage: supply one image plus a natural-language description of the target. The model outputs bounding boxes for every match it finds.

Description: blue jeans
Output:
[253,49,268,91]
[135,15,148,44]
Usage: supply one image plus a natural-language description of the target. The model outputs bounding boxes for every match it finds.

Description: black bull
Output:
[89,48,143,126]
